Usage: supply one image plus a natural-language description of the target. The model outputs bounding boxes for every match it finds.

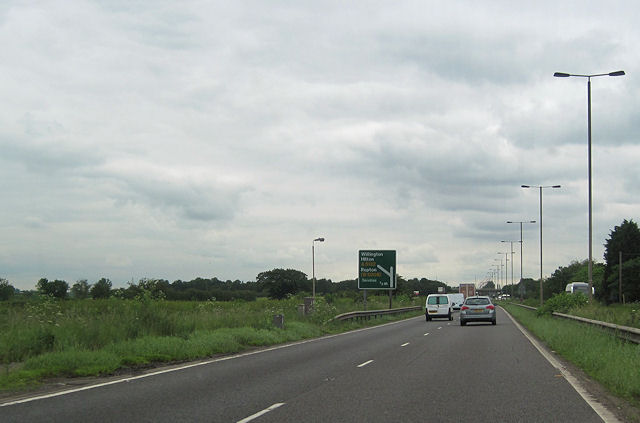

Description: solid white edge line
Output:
[1,315,423,407]
[236,402,285,423]
[357,360,374,368]
[401,342,410,347]
[502,306,621,423]
[424,333,430,336]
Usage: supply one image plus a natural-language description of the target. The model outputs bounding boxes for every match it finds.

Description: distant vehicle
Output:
[447,293,465,310]
[565,282,594,295]
[459,283,476,298]
[460,296,496,326]
[425,294,453,321]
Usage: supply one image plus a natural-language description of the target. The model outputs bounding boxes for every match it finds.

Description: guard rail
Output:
[330,306,422,322]
[507,303,640,344]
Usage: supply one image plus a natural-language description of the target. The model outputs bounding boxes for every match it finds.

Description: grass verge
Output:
[0,296,423,393]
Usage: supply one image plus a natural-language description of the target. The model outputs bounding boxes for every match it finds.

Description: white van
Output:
[565,282,594,295]
[425,294,453,321]
[447,293,465,310]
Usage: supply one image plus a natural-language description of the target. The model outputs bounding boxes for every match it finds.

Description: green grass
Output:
[502,296,640,329]
[0,294,423,392]
[504,304,640,411]
[568,302,640,329]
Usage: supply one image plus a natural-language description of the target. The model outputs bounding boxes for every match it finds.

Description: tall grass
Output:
[0,294,422,391]
[504,304,640,409]
[569,302,640,329]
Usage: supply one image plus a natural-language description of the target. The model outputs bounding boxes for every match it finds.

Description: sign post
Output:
[358,250,397,308]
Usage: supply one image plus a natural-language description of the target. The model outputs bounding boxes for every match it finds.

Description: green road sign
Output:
[358,250,396,290]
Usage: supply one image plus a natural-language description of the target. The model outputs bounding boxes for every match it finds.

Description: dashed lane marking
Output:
[237,403,285,423]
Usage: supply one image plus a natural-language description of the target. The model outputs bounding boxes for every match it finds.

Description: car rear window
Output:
[466,298,490,305]
[427,296,448,305]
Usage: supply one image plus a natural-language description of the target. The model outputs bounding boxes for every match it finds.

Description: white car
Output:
[425,294,453,321]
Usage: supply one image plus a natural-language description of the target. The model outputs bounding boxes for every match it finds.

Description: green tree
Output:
[0,278,15,300]
[517,278,537,299]
[256,268,307,299]
[602,219,640,302]
[545,260,586,298]
[36,278,69,299]
[70,279,91,299]
[90,278,112,299]
[135,278,169,300]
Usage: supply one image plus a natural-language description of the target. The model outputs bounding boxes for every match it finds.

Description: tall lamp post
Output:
[522,185,561,306]
[501,240,516,299]
[492,264,500,288]
[312,237,325,298]
[494,257,503,289]
[498,252,509,294]
[507,220,536,300]
[554,70,625,300]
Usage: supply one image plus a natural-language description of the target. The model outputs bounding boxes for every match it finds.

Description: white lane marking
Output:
[357,360,374,368]
[424,333,430,336]
[437,327,442,330]
[503,307,622,423]
[1,316,423,407]
[401,342,410,347]
[237,403,285,423]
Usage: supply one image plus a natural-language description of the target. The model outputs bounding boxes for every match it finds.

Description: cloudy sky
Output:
[1,1,639,290]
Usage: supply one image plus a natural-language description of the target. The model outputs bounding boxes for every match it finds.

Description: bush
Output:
[538,292,589,316]
[0,279,15,301]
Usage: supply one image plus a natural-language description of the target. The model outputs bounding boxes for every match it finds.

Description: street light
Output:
[498,252,509,293]
[494,256,504,289]
[492,264,500,288]
[554,70,625,300]
[501,240,517,299]
[522,185,561,306]
[507,220,536,299]
[312,237,325,298]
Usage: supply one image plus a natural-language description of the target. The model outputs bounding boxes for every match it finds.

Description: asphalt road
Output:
[1,308,608,422]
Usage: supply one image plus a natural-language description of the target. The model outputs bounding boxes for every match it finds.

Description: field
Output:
[0,294,423,391]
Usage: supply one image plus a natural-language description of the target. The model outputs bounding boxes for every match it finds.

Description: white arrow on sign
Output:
[377,265,395,288]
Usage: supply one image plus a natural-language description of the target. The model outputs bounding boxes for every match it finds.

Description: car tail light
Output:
[461,306,469,311]
[486,305,495,310]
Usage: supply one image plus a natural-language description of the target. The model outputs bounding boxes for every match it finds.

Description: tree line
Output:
[499,219,640,303]
[0,271,450,302]
[2,219,638,303]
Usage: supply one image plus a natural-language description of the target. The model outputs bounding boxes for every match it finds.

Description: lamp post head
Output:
[314,237,325,242]
[554,70,625,78]
[552,185,561,188]
[521,185,531,188]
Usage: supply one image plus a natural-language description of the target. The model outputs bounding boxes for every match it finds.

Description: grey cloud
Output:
[106,166,248,223]
[2,1,640,290]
